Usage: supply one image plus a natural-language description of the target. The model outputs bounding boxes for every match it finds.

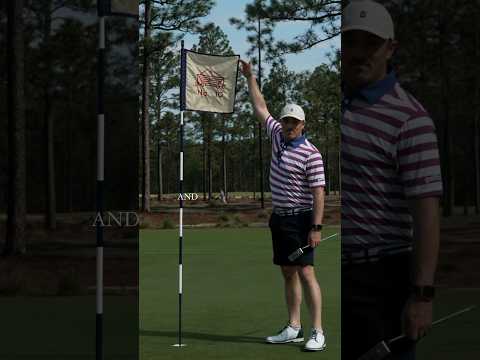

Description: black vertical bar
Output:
[257,18,265,209]
[96,1,105,359]
[96,312,103,360]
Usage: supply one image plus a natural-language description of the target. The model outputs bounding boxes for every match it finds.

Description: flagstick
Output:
[173,39,186,348]
[177,109,185,347]
[96,1,105,359]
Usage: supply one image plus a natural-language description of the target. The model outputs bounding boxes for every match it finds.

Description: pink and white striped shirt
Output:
[266,116,325,208]
[341,72,443,250]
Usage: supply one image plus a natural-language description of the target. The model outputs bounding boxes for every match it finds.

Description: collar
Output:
[343,71,397,105]
[282,135,306,148]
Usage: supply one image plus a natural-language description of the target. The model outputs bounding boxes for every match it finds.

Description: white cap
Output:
[341,0,394,40]
[279,103,305,122]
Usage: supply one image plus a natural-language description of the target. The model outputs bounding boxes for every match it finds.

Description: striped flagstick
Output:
[94,3,138,359]
[173,40,186,348]
[96,1,105,359]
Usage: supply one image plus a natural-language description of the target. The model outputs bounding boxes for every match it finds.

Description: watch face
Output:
[414,286,435,299]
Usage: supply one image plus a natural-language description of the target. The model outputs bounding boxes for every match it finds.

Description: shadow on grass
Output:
[140,329,300,348]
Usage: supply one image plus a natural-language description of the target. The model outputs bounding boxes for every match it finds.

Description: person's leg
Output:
[298,265,322,330]
[265,265,304,343]
[342,255,416,360]
[342,263,384,360]
[280,265,302,328]
[386,254,416,360]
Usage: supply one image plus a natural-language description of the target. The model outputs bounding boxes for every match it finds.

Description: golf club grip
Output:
[288,233,339,261]
[303,233,337,250]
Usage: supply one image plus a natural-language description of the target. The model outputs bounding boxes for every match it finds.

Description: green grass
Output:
[3,227,475,360]
[416,288,480,358]
[0,296,137,359]
[140,227,341,360]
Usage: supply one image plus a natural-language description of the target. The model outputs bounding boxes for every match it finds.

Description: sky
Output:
[183,0,340,74]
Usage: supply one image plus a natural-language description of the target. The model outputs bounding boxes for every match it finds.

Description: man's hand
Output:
[402,296,433,340]
[308,230,321,248]
[239,59,253,79]
[238,59,269,122]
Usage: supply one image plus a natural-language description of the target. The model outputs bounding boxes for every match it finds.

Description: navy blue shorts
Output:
[269,211,314,266]
[342,253,415,360]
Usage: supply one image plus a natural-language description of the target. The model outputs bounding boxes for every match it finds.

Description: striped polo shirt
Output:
[266,116,325,208]
[341,72,443,252]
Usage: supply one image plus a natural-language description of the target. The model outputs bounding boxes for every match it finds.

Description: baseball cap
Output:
[341,0,395,40]
[279,103,305,122]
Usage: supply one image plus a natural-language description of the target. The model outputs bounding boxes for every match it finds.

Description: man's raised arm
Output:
[239,60,270,124]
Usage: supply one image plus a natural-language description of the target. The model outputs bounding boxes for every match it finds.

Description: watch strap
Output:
[412,285,435,302]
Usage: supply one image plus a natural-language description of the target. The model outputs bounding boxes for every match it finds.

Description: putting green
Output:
[140,227,341,360]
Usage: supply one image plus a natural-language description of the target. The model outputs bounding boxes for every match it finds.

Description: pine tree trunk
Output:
[156,83,162,202]
[157,142,163,201]
[475,101,480,214]
[46,101,56,229]
[439,14,454,217]
[338,133,341,195]
[66,86,73,212]
[139,117,143,205]
[474,12,480,214]
[41,0,56,228]
[325,119,330,196]
[164,143,169,196]
[5,0,27,255]
[141,0,151,212]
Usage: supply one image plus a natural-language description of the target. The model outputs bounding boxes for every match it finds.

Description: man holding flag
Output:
[239,60,327,352]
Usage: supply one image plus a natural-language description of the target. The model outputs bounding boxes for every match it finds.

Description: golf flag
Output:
[181,49,240,114]
[104,0,139,16]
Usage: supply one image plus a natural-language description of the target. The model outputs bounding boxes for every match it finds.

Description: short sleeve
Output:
[306,151,326,188]
[265,115,281,141]
[397,114,443,198]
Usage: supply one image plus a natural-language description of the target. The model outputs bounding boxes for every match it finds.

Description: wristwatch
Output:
[311,224,323,232]
[412,285,435,302]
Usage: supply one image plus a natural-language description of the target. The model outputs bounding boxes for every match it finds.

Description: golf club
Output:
[288,233,338,261]
[357,305,477,360]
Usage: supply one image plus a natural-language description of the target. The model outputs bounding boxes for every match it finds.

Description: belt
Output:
[342,245,412,266]
[273,207,312,217]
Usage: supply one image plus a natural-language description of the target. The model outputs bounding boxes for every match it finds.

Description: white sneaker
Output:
[266,324,304,344]
[304,329,326,351]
